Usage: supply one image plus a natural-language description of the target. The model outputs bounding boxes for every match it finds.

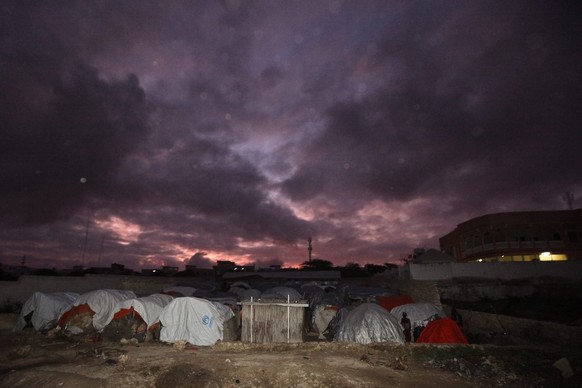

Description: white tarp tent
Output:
[159,297,234,346]
[260,286,302,302]
[334,303,405,345]
[14,292,79,332]
[162,286,196,297]
[104,293,174,330]
[58,289,136,331]
[307,291,342,336]
[228,284,261,301]
[390,302,445,330]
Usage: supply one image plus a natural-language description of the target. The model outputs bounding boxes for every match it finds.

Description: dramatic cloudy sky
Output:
[1,1,581,270]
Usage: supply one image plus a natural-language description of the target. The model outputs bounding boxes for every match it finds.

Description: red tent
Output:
[375,295,414,312]
[416,317,468,344]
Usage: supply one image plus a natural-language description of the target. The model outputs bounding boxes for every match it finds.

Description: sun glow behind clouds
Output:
[95,216,142,245]
[353,199,433,243]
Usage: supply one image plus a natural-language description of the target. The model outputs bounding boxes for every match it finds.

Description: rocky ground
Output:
[1,328,580,388]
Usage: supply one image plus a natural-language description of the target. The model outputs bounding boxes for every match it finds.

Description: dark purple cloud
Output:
[1,1,581,270]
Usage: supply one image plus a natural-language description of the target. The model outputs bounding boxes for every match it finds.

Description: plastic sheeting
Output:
[307,291,342,334]
[334,303,405,345]
[106,293,174,329]
[326,306,354,339]
[390,303,445,330]
[336,285,397,303]
[14,292,79,331]
[162,286,196,297]
[58,289,136,331]
[375,294,414,312]
[260,286,302,302]
[159,297,234,346]
[416,317,468,344]
[229,286,261,301]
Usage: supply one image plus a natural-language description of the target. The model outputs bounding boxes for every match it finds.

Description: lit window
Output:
[539,252,552,261]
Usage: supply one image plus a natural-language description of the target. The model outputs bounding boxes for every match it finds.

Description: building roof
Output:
[221,270,341,281]
[413,248,455,264]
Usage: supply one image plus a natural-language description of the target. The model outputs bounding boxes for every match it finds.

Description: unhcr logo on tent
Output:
[202,315,214,328]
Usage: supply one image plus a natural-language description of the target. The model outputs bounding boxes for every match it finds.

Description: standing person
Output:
[401,312,412,342]
[451,306,463,328]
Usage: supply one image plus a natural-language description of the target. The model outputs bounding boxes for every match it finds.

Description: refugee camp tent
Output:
[260,286,302,302]
[105,293,174,330]
[390,303,445,332]
[336,285,397,304]
[230,281,252,290]
[334,303,405,345]
[238,288,262,301]
[57,289,136,331]
[325,306,354,340]
[307,291,342,336]
[14,292,79,332]
[162,286,196,297]
[101,293,173,342]
[228,284,261,301]
[375,294,414,312]
[416,317,468,344]
[301,282,324,297]
[159,297,235,346]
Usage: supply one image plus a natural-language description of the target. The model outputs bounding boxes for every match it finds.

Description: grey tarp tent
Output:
[334,303,405,345]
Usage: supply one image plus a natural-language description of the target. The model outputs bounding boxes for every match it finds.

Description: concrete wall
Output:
[438,282,537,302]
[456,308,582,346]
[0,275,192,304]
[409,260,582,281]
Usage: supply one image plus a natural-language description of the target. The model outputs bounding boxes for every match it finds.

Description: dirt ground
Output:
[1,329,580,388]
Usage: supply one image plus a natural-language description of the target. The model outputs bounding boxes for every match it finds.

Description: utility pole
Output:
[563,191,574,210]
[81,221,89,267]
[308,237,313,262]
[98,235,105,266]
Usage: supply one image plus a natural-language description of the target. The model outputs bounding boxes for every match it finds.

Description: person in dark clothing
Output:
[451,306,463,328]
[401,312,412,342]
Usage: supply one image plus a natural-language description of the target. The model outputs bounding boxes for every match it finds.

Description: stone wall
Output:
[409,260,582,281]
[456,308,582,346]
[0,275,197,304]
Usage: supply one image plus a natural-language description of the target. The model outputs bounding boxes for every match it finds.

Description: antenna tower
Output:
[563,191,574,210]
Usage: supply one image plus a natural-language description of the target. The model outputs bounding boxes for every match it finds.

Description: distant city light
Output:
[539,252,552,261]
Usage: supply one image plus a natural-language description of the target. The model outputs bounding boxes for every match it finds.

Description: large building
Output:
[439,209,582,262]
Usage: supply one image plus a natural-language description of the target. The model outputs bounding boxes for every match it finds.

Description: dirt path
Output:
[1,331,579,387]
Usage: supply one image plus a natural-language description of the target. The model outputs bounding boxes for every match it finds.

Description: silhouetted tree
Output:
[364,264,387,275]
[339,262,367,278]
[300,258,333,270]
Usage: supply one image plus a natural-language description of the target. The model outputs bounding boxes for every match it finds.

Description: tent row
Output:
[302,285,467,345]
[15,289,236,346]
[15,283,468,346]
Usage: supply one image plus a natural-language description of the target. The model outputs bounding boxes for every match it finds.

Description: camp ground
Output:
[4,284,517,350]
[4,277,582,387]
[14,292,79,332]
